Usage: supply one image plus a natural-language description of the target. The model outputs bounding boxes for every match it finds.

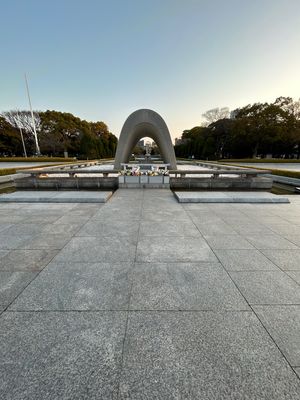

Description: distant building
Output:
[137,140,144,148]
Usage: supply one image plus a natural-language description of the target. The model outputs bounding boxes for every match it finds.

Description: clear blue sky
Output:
[1,0,300,141]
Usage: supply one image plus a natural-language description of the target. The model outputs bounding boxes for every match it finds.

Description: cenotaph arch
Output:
[114,109,177,169]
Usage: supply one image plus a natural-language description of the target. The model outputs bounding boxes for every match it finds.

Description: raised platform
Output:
[0,191,113,203]
[174,191,290,203]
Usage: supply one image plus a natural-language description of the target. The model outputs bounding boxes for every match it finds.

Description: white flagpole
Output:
[19,126,27,158]
[16,110,27,158]
[24,73,41,155]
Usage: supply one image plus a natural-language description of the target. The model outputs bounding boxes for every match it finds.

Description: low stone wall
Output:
[15,177,119,190]
[118,175,170,188]
[170,177,272,190]
[15,176,272,191]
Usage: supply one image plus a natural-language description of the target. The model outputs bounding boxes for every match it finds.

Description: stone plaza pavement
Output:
[0,189,300,399]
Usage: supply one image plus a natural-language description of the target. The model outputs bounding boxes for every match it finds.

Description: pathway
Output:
[0,189,300,399]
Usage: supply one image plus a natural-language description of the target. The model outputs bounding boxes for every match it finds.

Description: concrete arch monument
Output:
[114,109,177,169]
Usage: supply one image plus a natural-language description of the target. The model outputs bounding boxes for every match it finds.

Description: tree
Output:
[1,110,40,154]
[0,116,23,156]
[39,110,88,156]
[1,110,41,134]
[233,102,295,158]
[202,107,230,126]
[208,118,234,159]
[0,109,118,158]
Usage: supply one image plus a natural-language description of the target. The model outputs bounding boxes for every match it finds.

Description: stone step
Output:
[0,191,113,203]
[174,191,290,203]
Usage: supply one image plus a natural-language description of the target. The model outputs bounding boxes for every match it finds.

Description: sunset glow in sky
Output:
[1,0,300,141]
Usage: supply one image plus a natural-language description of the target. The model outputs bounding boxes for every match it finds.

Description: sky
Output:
[1,0,300,142]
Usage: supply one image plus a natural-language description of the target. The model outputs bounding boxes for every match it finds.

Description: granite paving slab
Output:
[41,223,81,235]
[245,234,298,250]
[215,249,278,271]
[231,223,274,235]
[286,271,300,285]
[190,221,237,235]
[203,234,254,249]
[0,191,57,202]
[142,203,180,213]
[0,250,9,259]
[10,261,133,311]
[77,219,140,239]
[294,368,300,378]
[92,208,142,222]
[0,223,12,233]
[0,234,35,250]
[261,249,300,270]
[54,191,113,203]
[19,234,72,250]
[130,262,249,310]
[254,305,300,366]
[63,205,101,216]
[284,235,300,247]
[21,214,62,224]
[0,249,58,271]
[19,203,77,211]
[141,209,190,222]
[53,215,92,225]
[3,223,47,236]
[0,271,37,306]
[268,224,300,235]
[54,236,137,263]
[0,214,27,223]
[0,311,126,400]
[256,216,296,225]
[229,270,300,304]
[0,203,25,209]
[136,236,217,263]
[119,312,300,399]
[139,220,200,237]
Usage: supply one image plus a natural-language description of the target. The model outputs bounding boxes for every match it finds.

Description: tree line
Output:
[0,110,117,159]
[175,97,300,159]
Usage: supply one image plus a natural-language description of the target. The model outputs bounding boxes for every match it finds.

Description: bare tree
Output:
[1,110,42,155]
[273,97,300,120]
[202,107,230,126]
[1,110,41,134]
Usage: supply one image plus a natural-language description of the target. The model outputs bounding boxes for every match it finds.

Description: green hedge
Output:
[0,168,16,176]
[262,169,300,179]
[219,158,300,163]
[0,157,76,162]
[221,163,300,179]
[0,163,73,176]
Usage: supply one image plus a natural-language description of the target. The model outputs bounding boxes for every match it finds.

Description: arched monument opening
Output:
[114,109,177,169]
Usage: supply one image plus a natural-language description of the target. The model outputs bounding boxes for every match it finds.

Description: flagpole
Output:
[24,73,41,155]
[16,110,27,158]
[19,126,27,158]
